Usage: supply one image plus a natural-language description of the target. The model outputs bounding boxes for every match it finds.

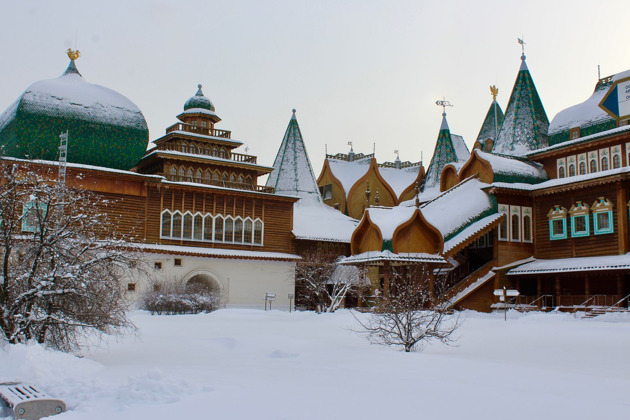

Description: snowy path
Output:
[1,309,629,419]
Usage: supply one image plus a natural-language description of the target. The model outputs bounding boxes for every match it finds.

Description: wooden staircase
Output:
[441,261,495,306]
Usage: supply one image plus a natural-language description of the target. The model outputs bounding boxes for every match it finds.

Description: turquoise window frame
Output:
[22,201,48,233]
[570,214,590,237]
[549,218,567,240]
[593,211,614,235]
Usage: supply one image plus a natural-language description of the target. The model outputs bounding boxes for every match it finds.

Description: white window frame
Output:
[498,204,509,241]
[522,206,533,243]
[556,157,566,178]
[510,205,521,242]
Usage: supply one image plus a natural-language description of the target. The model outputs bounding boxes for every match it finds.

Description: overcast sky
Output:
[2,0,629,174]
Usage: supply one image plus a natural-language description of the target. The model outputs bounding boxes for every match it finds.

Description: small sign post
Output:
[264,292,276,311]
[288,293,294,313]
[494,287,519,321]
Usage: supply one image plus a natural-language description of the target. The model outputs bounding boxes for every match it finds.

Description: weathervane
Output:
[518,37,526,56]
[347,141,353,152]
[435,98,453,116]
[66,48,80,61]
[490,85,499,101]
[394,149,400,159]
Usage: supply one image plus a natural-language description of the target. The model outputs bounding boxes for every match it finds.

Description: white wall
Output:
[124,252,296,310]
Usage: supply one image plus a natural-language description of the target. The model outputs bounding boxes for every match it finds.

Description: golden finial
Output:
[490,85,499,101]
[66,48,80,61]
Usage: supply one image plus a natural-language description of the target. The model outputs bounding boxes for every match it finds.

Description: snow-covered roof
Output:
[527,124,630,157]
[452,134,471,161]
[160,130,243,146]
[490,165,630,192]
[8,63,146,130]
[475,150,548,183]
[507,253,630,275]
[327,157,372,198]
[139,243,300,261]
[476,100,504,143]
[443,213,504,254]
[365,206,416,241]
[292,202,358,242]
[548,84,611,135]
[266,110,321,206]
[178,108,219,118]
[341,250,446,264]
[378,165,419,198]
[420,177,495,241]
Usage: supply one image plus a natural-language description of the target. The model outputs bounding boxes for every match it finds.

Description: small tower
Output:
[474,86,505,152]
[423,100,459,191]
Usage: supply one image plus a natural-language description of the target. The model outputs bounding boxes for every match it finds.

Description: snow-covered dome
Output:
[0,57,149,170]
[183,84,215,112]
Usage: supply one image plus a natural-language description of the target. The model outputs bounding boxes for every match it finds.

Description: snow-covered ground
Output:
[1,309,629,419]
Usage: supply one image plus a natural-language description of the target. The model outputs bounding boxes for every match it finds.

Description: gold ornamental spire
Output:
[490,85,499,101]
[66,48,80,61]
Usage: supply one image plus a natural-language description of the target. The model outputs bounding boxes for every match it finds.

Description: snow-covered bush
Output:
[143,280,220,315]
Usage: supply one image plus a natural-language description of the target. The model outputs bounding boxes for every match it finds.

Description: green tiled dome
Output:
[0,60,149,170]
[183,84,215,112]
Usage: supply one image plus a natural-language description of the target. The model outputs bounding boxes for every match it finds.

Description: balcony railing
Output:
[166,123,232,139]
[168,175,275,193]
[163,145,257,164]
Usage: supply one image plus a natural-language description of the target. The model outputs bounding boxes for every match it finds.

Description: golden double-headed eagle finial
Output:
[490,85,499,101]
[66,48,80,61]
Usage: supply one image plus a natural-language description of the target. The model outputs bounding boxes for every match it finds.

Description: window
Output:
[22,200,47,233]
[319,184,333,200]
[547,205,568,240]
[127,283,136,292]
[222,172,228,182]
[238,174,244,184]
[522,207,533,243]
[214,216,224,241]
[612,145,622,169]
[510,206,521,242]
[187,168,194,181]
[254,219,263,245]
[244,219,253,243]
[568,164,576,177]
[588,151,598,173]
[205,170,212,182]
[154,262,162,270]
[182,213,193,239]
[213,171,220,181]
[579,161,586,175]
[557,158,566,178]
[203,215,213,240]
[245,176,253,185]
[592,197,614,235]
[570,128,580,140]
[601,156,609,171]
[230,174,236,183]
[172,212,182,238]
[599,148,610,172]
[174,258,182,267]
[590,159,597,173]
[179,167,185,179]
[569,201,590,238]
[224,217,234,242]
[170,166,177,177]
[613,154,621,169]
[193,214,203,240]
[498,204,509,241]
[161,210,172,237]
[196,169,202,181]
[182,143,189,153]
[234,218,243,242]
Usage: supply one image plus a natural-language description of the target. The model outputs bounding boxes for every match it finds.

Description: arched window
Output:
[613,154,621,169]
[170,166,177,177]
[234,218,243,242]
[601,156,609,171]
[205,170,212,182]
[187,168,194,181]
[253,220,263,245]
[224,217,234,242]
[182,213,193,239]
[237,174,244,184]
[203,215,213,240]
[212,147,219,157]
[193,214,203,240]
[230,174,236,183]
[214,216,224,241]
[244,219,253,243]
[213,171,220,181]
[590,159,597,173]
[179,167,185,179]
[222,172,228,181]
[196,169,202,181]
[182,143,189,153]
[523,215,532,242]
[568,164,576,177]
[579,161,586,175]
[511,214,520,241]
[220,148,228,158]
[245,176,253,185]
[558,166,565,178]
[172,212,182,238]
[161,211,172,237]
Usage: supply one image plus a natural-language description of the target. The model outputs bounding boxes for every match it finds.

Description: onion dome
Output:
[0,50,149,170]
[183,84,215,112]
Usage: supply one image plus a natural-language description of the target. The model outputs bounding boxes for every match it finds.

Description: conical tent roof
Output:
[266,110,322,205]
[476,100,504,144]
[492,55,549,156]
[423,113,460,191]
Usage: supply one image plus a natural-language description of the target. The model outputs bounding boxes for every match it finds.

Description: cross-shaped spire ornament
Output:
[518,37,526,57]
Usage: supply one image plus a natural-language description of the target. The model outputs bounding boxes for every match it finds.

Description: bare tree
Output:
[356,264,460,352]
[295,252,365,312]
[0,163,139,352]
